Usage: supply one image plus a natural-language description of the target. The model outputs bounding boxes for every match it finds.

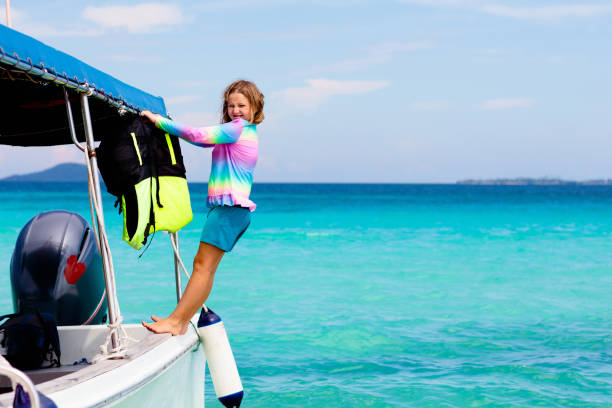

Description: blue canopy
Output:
[0,24,167,146]
[0,24,166,114]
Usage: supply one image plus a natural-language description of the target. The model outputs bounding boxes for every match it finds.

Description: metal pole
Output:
[63,89,85,153]
[171,232,182,302]
[5,0,11,28]
[80,93,120,349]
[64,88,100,253]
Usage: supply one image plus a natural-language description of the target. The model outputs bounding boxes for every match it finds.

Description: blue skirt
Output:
[200,206,251,252]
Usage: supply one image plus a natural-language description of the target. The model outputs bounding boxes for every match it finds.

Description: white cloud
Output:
[481,98,534,110]
[398,0,612,20]
[3,3,186,37]
[1,7,102,37]
[306,41,431,74]
[273,79,390,110]
[82,4,185,34]
[481,5,612,20]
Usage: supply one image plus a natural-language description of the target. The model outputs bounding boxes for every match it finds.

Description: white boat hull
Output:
[107,346,204,408]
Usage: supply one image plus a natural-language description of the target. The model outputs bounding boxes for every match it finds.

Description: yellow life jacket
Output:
[97,117,193,250]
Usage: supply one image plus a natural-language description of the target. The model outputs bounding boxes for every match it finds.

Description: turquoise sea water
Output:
[0,183,610,407]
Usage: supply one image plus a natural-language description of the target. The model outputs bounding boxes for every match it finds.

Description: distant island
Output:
[457,178,612,185]
[0,163,89,182]
[3,164,612,186]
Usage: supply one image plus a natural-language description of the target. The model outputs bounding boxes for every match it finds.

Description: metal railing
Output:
[0,356,40,408]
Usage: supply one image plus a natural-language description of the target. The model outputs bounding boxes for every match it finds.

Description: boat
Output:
[0,21,211,408]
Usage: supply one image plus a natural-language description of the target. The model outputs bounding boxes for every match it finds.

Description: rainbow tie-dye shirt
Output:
[156,117,258,211]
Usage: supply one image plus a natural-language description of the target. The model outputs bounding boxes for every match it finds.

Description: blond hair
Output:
[221,80,265,124]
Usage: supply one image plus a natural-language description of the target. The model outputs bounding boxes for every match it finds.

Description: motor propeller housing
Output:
[10,210,107,325]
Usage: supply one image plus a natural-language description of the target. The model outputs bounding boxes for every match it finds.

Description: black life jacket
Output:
[96,117,193,250]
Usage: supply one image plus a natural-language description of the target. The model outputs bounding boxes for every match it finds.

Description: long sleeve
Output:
[156,117,247,147]
[156,116,259,212]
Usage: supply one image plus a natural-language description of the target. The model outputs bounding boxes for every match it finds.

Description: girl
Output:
[140,79,264,335]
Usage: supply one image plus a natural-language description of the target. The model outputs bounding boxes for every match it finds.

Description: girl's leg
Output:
[142,242,225,335]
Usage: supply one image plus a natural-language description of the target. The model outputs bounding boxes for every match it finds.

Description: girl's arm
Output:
[140,111,244,147]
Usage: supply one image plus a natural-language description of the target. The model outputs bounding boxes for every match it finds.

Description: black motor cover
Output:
[10,210,107,325]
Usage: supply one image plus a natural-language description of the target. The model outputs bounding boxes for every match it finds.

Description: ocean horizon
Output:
[0,182,610,407]
[4,161,612,186]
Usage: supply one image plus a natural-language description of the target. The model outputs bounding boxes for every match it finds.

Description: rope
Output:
[64,91,130,363]
[169,232,191,281]
[92,316,137,363]
[169,233,212,313]
[83,147,119,315]
[82,145,129,361]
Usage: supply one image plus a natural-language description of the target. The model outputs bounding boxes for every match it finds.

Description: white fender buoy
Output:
[197,307,243,408]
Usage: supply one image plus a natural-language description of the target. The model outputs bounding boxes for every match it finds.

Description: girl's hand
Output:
[140,110,161,125]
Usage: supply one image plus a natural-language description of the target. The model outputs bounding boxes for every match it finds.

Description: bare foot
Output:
[142,315,189,336]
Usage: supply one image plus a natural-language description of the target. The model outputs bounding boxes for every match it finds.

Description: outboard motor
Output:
[10,210,107,325]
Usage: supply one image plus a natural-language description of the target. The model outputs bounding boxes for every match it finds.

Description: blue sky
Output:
[1,0,611,182]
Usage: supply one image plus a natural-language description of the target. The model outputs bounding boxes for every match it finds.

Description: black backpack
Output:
[0,311,61,370]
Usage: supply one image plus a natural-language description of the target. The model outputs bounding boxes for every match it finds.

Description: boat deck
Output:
[0,323,202,407]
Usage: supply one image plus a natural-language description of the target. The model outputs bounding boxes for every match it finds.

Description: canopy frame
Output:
[0,45,136,115]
